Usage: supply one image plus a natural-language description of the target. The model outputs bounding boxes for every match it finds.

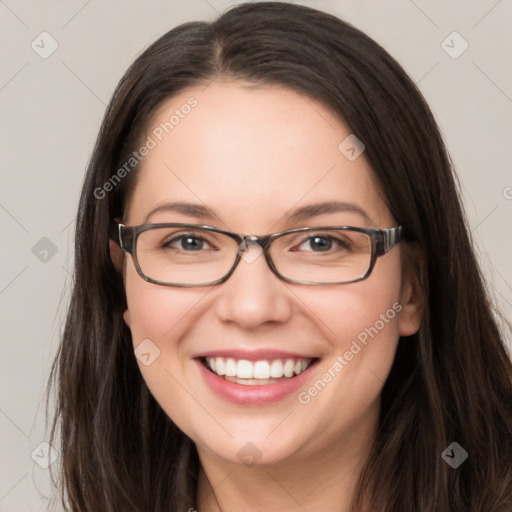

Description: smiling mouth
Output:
[199,356,319,386]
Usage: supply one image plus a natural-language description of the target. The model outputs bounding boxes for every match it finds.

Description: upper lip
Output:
[193,349,318,361]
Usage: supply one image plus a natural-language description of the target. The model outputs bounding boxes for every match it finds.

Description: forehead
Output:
[125,80,392,230]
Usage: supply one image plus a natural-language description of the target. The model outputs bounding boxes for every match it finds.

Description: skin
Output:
[110,80,423,511]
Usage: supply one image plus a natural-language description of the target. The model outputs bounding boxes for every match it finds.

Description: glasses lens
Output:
[270,228,372,284]
[135,226,238,285]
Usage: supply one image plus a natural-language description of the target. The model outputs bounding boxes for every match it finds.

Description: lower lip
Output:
[194,358,319,406]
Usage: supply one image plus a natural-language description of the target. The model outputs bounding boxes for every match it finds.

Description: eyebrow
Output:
[143,200,374,226]
[144,202,222,224]
[282,201,374,226]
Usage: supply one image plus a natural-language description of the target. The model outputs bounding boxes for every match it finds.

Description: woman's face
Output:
[116,80,422,468]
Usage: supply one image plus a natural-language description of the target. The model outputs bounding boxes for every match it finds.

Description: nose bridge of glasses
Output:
[233,235,274,280]
[233,235,274,269]
[237,234,271,252]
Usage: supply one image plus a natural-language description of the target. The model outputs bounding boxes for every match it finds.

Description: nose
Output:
[214,242,293,329]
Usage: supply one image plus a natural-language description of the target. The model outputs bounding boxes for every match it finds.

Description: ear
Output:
[123,309,131,327]
[398,270,423,337]
[109,239,124,273]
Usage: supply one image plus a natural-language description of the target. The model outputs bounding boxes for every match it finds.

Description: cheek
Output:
[123,269,205,433]
[295,252,403,345]
[296,255,404,401]
[303,285,402,380]
[291,286,402,439]
[124,266,198,343]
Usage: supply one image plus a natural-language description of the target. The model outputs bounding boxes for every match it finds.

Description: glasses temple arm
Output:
[376,226,403,255]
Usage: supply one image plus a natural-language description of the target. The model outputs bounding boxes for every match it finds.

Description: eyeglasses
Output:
[110,221,403,287]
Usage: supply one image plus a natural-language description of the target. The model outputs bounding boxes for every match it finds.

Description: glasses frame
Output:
[110,220,403,287]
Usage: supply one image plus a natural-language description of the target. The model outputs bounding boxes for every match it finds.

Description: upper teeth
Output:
[205,357,313,379]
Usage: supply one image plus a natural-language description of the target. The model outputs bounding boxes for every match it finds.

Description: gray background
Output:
[1,0,511,510]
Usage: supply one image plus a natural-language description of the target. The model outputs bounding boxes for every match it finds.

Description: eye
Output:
[164,234,213,251]
[296,234,351,252]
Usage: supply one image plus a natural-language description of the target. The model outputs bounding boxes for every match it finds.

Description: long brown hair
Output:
[45,2,512,510]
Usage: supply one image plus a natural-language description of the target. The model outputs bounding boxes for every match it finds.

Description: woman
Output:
[46,2,512,511]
